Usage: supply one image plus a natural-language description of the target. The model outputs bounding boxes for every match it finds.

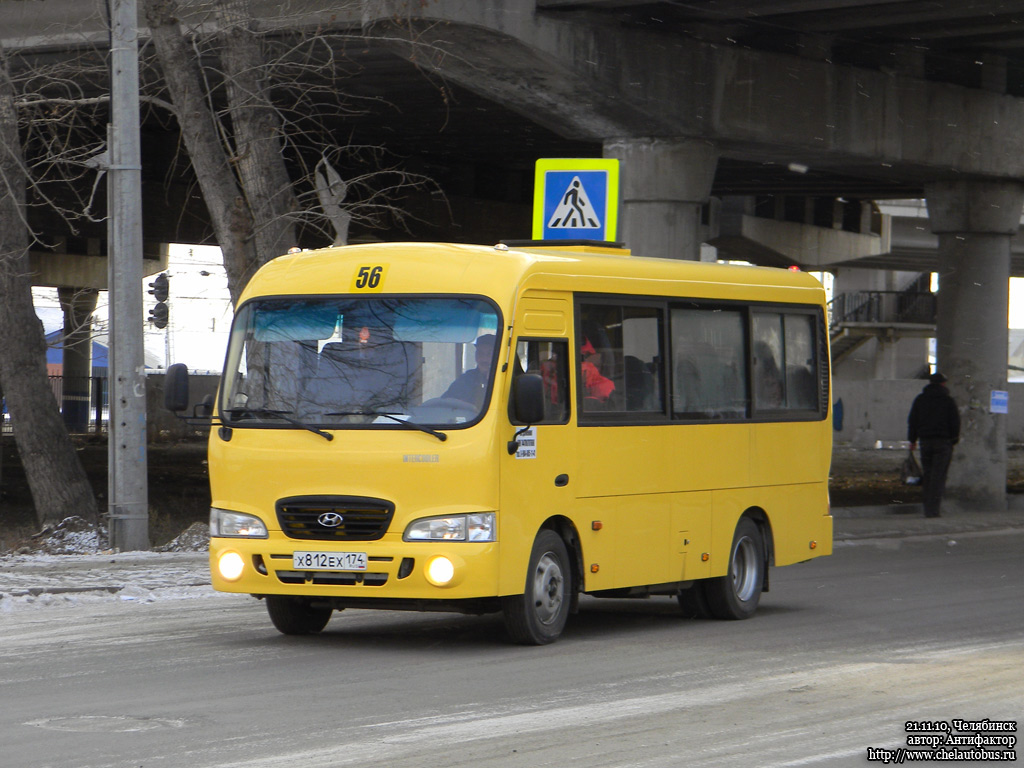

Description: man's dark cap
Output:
[930,372,947,384]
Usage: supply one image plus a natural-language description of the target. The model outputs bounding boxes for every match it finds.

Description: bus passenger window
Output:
[784,314,818,410]
[512,339,569,424]
[753,311,821,413]
[578,302,664,416]
[670,307,748,419]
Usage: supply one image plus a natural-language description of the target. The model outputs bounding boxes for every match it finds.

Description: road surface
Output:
[2,530,1021,767]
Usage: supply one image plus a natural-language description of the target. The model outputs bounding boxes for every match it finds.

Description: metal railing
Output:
[2,376,109,435]
[829,289,936,330]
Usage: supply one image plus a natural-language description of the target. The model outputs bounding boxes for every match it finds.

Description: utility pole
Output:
[107,0,149,551]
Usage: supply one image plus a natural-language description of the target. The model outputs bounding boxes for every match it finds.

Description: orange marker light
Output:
[701,553,710,562]
[590,564,600,573]
[591,521,603,531]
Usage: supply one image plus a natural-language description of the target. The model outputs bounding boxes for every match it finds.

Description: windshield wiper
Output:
[327,411,447,442]
[223,408,333,442]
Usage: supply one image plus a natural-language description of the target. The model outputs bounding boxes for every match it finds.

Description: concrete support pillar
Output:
[874,336,899,380]
[603,138,718,260]
[58,287,99,433]
[925,180,1024,510]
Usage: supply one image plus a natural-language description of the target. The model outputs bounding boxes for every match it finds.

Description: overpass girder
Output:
[711,211,889,269]
[362,0,1024,183]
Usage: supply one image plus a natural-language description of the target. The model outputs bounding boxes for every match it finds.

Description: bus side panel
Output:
[749,420,833,564]
[766,482,833,564]
[576,424,751,498]
[576,426,675,590]
[575,490,713,590]
[576,496,620,590]
[576,495,673,589]
[711,483,831,572]
[575,425,742,590]
[750,421,833,487]
[672,491,713,582]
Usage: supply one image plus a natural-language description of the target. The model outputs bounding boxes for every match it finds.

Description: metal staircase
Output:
[829,275,937,363]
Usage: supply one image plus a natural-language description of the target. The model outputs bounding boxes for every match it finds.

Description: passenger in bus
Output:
[581,337,615,407]
[442,334,496,408]
[754,341,784,408]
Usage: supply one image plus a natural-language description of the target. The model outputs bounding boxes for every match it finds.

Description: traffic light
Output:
[148,272,169,328]
[149,301,169,329]
[148,273,169,302]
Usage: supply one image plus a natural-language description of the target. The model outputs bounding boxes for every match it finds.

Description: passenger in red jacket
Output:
[580,338,615,407]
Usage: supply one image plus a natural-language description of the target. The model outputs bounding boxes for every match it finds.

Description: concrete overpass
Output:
[4,0,1024,508]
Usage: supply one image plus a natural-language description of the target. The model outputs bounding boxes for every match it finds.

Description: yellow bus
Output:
[166,240,833,644]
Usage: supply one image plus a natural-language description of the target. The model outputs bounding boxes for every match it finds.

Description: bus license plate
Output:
[292,551,367,571]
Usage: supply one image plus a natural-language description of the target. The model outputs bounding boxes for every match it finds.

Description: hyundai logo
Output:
[317,512,344,528]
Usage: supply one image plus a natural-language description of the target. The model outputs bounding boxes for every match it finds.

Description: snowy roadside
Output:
[0,516,222,614]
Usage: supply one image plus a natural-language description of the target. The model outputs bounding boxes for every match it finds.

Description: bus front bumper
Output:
[209,536,501,602]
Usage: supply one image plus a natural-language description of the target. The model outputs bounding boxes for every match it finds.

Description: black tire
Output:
[265,596,333,635]
[502,530,572,645]
[703,517,765,620]
[677,581,712,619]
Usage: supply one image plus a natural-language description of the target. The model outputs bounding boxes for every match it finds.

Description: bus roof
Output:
[240,241,827,307]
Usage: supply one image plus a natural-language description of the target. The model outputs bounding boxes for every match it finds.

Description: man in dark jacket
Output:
[441,334,496,409]
[907,372,960,518]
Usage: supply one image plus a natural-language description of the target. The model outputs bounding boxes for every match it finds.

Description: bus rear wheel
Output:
[502,530,571,645]
[703,517,765,620]
[265,596,333,635]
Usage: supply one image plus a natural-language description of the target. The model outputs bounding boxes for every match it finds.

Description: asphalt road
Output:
[3,531,1021,768]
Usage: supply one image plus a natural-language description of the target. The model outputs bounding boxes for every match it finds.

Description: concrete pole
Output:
[107,0,149,550]
[57,287,98,432]
[925,180,1024,511]
[603,138,718,260]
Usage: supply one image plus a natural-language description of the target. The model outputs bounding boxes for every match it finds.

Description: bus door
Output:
[498,335,574,597]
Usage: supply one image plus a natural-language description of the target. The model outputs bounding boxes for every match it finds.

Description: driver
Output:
[441,334,495,408]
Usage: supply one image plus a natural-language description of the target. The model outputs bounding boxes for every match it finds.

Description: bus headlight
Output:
[210,508,268,538]
[218,551,246,581]
[403,512,496,542]
[425,556,456,586]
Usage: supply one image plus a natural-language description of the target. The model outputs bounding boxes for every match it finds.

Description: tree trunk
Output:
[143,0,299,305]
[0,48,98,528]
[144,0,257,305]
[217,0,299,262]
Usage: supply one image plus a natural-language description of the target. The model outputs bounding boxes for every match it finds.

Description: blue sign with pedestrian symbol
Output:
[533,159,619,241]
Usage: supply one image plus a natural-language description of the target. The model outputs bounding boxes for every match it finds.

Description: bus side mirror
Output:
[164,363,190,412]
[512,373,545,425]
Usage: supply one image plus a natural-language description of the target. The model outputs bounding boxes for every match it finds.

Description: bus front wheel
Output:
[703,517,765,620]
[502,530,571,645]
[265,596,333,635]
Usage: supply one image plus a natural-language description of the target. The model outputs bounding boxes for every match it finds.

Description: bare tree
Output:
[0,43,98,528]
[142,0,439,303]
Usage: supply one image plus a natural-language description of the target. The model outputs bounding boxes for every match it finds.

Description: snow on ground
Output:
[0,517,221,614]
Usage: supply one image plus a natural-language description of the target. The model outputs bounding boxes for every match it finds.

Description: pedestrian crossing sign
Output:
[533,158,619,241]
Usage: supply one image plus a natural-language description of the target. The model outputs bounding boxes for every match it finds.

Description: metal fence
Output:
[1,376,109,435]
[829,290,937,329]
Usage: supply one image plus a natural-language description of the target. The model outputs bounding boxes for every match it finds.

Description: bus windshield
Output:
[220,296,501,428]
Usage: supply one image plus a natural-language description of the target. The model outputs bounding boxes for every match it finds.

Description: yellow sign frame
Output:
[532,158,620,241]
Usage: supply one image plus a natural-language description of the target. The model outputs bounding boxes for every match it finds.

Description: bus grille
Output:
[276,496,395,541]
[276,571,389,586]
